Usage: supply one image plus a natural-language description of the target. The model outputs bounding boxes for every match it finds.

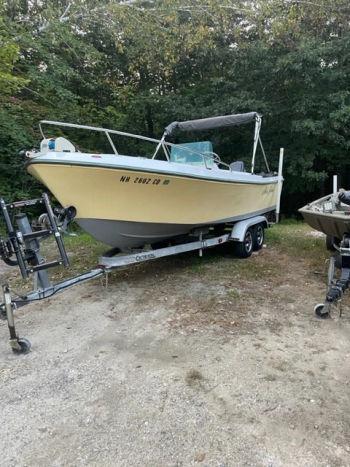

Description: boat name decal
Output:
[262,185,275,194]
[135,252,156,262]
[120,175,170,186]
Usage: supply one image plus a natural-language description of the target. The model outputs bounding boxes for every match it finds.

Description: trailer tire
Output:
[12,337,31,354]
[253,224,265,251]
[233,228,254,258]
[314,303,330,319]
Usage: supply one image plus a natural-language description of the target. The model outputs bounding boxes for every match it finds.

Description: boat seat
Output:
[230,161,245,172]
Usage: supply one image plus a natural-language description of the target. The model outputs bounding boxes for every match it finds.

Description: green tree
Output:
[0,0,349,212]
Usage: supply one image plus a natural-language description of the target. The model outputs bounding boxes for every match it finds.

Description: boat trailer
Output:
[0,193,269,354]
[314,233,350,319]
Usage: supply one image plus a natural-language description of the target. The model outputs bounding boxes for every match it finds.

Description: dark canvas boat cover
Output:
[164,112,259,136]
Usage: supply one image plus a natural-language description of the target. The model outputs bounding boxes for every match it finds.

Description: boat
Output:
[299,191,350,239]
[0,112,285,353]
[300,190,350,318]
[25,112,282,250]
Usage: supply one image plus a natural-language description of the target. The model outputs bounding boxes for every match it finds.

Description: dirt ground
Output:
[0,227,350,467]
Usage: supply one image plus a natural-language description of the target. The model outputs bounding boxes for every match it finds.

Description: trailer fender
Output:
[230,216,268,242]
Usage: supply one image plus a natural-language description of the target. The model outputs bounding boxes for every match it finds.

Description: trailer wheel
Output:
[12,337,31,354]
[253,224,265,251]
[234,228,253,258]
[314,303,330,319]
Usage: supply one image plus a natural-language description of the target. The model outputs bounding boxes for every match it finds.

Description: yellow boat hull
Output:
[28,162,278,248]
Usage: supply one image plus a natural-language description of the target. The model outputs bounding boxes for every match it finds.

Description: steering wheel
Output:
[203,151,221,165]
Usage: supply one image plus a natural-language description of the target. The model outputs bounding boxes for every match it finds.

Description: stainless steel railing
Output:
[39,120,232,171]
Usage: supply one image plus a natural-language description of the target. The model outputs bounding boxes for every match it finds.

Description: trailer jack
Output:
[314,234,350,319]
[1,284,31,354]
[0,193,107,353]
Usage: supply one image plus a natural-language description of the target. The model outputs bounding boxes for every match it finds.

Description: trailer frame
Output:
[0,193,273,354]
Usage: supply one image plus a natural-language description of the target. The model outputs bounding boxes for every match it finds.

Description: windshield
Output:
[169,141,214,167]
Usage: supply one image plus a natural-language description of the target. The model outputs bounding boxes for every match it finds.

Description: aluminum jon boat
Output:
[299,191,350,240]
[300,190,350,319]
[26,112,282,250]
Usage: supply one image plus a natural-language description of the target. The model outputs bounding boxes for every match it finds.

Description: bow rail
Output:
[39,120,231,171]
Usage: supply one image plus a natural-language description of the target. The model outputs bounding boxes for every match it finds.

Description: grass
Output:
[266,219,328,267]
[41,232,106,283]
[189,252,221,273]
[60,219,328,277]
[227,288,240,299]
[2,220,329,293]
[174,219,329,286]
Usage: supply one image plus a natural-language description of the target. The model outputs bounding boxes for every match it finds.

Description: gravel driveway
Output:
[0,234,349,466]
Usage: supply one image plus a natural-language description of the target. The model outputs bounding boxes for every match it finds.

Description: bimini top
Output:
[164,112,260,137]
